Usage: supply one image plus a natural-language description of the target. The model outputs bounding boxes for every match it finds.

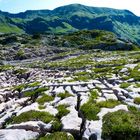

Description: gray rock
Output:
[7,121,52,133]
[61,106,82,135]
[0,129,39,140]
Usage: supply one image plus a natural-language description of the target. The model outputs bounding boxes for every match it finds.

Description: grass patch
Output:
[90,89,98,100]
[134,83,140,88]
[37,94,54,105]
[120,82,131,89]
[39,132,74,140]
[24,87,48,97]
[51,119,62,132]
[129,69,140,81]
[11,110,54,124]
[56,105,70,119]
[57,91,73,100]
[0,65,14,72]
[97,99,121,108]
[38,105,46,110]
[80,101,100,120]
[27,82,40,87]
[134,97,140,105]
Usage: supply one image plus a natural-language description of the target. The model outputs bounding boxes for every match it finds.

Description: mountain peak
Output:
[0,4,139,44]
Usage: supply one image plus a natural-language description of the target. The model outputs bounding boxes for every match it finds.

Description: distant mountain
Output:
[0,4,140,44]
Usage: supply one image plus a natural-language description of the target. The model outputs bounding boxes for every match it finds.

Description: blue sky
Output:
[0,0,139,16]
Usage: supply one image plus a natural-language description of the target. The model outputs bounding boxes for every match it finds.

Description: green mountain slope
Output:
[0,4,140,44]
[0,13,24,33]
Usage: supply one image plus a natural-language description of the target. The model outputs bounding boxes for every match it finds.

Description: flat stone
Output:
[0,129,39,140]
[98,105,128,119]
[125,64,137,69]
[57,96,77,106]
[17,103,38,116]
[7,121,52,132]
[73,85,89,92]
[104,93,118,100]
[120,68,128,73]
[87,84,95,89]
[43,105,58,116]
[53,86,65,93]
[96,97,106,103]
[61,106,82,135]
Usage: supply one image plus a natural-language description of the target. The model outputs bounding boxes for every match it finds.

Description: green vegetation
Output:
[13,68,27,75]
[24,87,48,97]
[129,69,140,81]
[27,82,41,88]
[0,65,14,72]
[37,94,54,105]
[0,22,23,33]
[102,110,140,140]
[11,110,54,124]
[51,119,62,132]
[74,71,94,81]
[38,105,46,110]
[57,92,73,99]
[16,49,26,60]
[81,99,121,121]
[90,89,98,100]
[120,82,131,88]
[97,99,120,108]
[134,97,140,105]
[56,105,70,119]
[39,132,74,140]
[45,54,94,70]
[0,4,140,45]
[81,101,100,120]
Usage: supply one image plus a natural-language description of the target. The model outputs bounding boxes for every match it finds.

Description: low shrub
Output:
[102,110,140,140]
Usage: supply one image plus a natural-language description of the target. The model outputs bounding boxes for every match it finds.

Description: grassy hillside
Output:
[0,4,140,44]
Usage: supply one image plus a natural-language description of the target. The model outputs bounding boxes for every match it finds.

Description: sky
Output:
[0,0,139,16]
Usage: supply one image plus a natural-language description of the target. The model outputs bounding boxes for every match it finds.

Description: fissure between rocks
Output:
[76,93,86,140]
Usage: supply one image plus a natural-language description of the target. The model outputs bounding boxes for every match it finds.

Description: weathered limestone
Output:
[0,129,39,140]
[7,121,52,132]
[61,106,82,135]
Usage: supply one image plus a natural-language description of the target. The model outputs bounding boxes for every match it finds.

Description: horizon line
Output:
[0,3,137,16]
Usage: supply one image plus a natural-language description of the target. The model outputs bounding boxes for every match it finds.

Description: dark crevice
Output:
[75,93,86,140]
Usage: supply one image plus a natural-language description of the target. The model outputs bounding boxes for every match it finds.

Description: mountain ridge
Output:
[0,4,137,16]
[0,4,140,44]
